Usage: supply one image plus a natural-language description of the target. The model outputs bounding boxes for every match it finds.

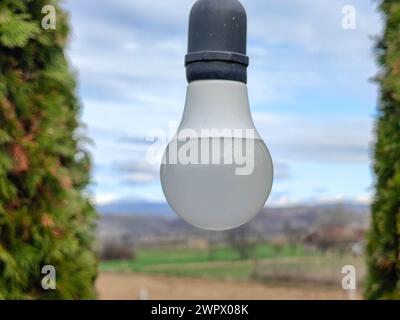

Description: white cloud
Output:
[245,0,381,54]
[93,193,118,205]
[123,173,157,184]
[62,0,380,204]
[254,112,374,164]
[355,194,372,205]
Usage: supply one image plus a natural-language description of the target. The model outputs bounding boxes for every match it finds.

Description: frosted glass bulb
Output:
[160,80,273,231]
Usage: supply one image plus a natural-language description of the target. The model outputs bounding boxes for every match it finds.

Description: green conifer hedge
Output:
[366,0,400,299]
[0,0,97,299]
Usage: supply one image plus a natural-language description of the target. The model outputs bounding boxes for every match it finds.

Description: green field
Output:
[100,244,366,285]
[101,244,309,280]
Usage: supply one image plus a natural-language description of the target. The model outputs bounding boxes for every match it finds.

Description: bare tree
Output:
[226,225,257,260]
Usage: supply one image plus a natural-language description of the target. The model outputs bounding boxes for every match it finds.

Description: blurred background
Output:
[64,0,380,299]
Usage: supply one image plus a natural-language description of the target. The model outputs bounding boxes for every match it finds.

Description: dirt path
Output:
[97,272,358,300]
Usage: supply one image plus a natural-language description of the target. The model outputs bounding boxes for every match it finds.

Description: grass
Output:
[100,243,308,278]
[100,244,366,286]
[144,260,254,280]
[254,255,366,286]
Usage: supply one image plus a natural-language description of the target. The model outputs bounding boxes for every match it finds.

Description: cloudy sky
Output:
[63,0,382,207]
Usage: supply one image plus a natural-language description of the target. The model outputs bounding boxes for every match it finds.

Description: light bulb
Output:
[161,80,273,230]
[160,0,273,230]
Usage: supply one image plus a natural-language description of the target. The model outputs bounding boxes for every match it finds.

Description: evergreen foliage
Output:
[366,0,400,299]
[0,0,97,299]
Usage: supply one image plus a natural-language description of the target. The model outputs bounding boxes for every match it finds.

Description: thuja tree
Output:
[366,0,400,299]
[0,0,97,299]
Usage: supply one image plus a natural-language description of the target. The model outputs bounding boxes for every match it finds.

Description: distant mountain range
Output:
[97,200,175,216]
[97,199,369,217]
[97,200,370,243]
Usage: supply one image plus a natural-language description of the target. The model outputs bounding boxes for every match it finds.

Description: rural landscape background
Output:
[96,202,368,299]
